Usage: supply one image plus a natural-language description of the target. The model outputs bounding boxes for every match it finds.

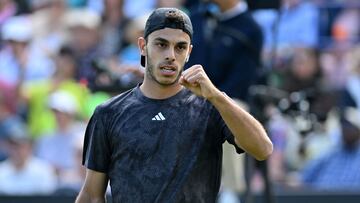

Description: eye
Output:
[177,45,187,51]
[156,42,166,48]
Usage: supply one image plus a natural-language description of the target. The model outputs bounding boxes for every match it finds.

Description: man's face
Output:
[142,28,192,86]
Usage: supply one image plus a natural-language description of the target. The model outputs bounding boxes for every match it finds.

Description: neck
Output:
[140,78,183,99]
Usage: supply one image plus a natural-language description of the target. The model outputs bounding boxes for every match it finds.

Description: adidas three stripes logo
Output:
[152,112,166,121]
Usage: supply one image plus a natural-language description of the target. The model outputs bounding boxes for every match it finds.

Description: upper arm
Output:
[83,109,111,172]
[210,105,244,154]
[76,169,108,203]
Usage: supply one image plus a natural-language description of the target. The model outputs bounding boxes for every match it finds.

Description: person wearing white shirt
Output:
[0,125,57,195]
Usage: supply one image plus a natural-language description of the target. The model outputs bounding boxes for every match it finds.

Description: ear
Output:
[186,44,193,63]
[138,37,147,56]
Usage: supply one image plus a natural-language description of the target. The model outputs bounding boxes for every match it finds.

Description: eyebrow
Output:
[153,37,189,46]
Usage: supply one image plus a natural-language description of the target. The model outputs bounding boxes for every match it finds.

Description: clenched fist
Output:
[179,65,222,100]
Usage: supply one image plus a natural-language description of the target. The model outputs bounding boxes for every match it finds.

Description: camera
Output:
[90,59,140,94]
[249,85,319,134]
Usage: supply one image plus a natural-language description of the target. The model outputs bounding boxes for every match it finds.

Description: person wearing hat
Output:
[0,120,57,195]
[301,107,360,190]
[35,90,86,180]
[76,7,272,203]
[0,15,55,87]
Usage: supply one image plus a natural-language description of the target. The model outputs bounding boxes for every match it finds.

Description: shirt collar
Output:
[218,1,248,21]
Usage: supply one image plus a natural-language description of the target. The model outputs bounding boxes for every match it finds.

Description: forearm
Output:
[75,170,108,203]
[180,64,272,160]
[208,90,273,160]
[75,190,106,203]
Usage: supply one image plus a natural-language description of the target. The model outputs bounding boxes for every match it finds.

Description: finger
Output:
[183,68,203,82]
[179,75,186,85]
[182,64,202,77]
[184,72,203,84]
[179,77,192,88]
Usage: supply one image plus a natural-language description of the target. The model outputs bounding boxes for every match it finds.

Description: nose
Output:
[165,48,176,63]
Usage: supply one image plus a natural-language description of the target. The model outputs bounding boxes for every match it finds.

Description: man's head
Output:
[138,8,193,86]
[1,16,32,57]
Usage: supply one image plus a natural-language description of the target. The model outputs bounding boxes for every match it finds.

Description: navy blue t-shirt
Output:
[83,86,243,203]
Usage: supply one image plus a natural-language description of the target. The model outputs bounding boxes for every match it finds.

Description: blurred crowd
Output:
[0,0,359,198]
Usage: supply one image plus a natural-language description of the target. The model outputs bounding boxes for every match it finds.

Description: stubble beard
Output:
[146,56,184,87]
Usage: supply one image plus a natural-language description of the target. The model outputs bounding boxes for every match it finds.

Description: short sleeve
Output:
[210,106,244,154]
[82,107,111,173]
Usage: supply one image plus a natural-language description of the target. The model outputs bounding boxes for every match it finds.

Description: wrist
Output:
[207,89,226,103]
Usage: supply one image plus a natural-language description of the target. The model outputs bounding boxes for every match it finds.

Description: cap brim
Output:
[141,55,145,67]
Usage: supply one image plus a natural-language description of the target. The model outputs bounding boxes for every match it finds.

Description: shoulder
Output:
[227,12,262,33]
[95,87,138,115]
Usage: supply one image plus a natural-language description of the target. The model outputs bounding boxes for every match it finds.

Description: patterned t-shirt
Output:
[83,86,243,203]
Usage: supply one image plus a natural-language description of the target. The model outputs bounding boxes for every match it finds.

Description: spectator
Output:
[187,0,264,201]
[253,0,319,50]
[30,0,68,56]
[65,0,86,8]
[301,107,360,190]
[55,131,86,194]
[156,0,185,8]
[187,0,263,102]
[98,0,126,58]
[276,47,323,93]
[339,46,360,109]
[22,46,89,138]
[122,0,156,19]
[0,121,57,195]
[0,15,55,88]
[0,91,25,161]
[63,8,102,91]
[332,8,359,45]
[115,13,147,88]
[35,90,86,180]
[0,0,17,26]
[319,44,351,89]
[317,4,359,91]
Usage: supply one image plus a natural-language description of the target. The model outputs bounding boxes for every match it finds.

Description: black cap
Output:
[141,8,193,67]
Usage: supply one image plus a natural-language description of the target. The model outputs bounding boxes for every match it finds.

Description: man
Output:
[0,120,57,195]
[187,1,266,201]
[76,8,272,203]
[187,0,263,101]
[301,107,360,190]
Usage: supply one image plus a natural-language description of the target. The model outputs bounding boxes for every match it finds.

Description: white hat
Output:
[1,16,33,42]
[64,8,101,30]
[48,90,78,115]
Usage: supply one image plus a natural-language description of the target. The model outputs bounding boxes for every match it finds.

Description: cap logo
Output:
[165,10,181,18]
[164,10,185,30]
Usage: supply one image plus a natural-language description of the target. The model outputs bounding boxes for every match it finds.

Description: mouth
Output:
[159,65,177,76]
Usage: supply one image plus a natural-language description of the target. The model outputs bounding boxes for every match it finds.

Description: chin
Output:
[159,80,178,86]
[156,77,179,86]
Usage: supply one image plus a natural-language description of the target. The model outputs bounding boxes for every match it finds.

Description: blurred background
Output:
[0,0,359,202]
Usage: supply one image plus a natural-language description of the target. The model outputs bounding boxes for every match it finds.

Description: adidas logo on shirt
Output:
[152,112,166,121]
